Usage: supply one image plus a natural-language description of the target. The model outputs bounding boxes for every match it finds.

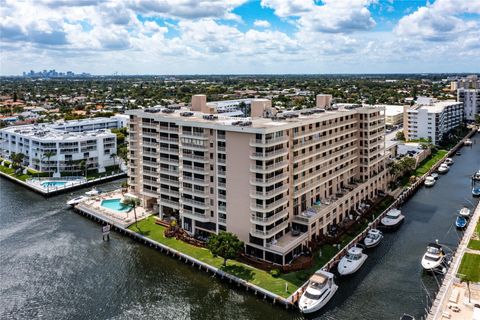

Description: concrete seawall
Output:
[73,204,295,309]
[0,171,126,197]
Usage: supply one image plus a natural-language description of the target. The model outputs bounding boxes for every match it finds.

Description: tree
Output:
[207,232,244,266]
[43,151,56,177]
[401,157,417,174]
[110,153,117,172]
[123,197,141,226]
[10,152,25,169]
[395,131,405,141]
[459,274,473,303]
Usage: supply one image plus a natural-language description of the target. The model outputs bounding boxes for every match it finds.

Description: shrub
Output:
[269,269,281,278]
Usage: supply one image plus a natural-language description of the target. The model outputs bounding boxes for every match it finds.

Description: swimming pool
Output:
[100,198,133,213]
[41,181,67,188]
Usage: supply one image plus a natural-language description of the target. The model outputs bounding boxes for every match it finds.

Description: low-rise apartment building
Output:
[403,98,463,145]
[126,97,388,266]
[0,123,117,176]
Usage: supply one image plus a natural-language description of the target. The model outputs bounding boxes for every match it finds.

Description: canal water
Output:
[1,134,479,320]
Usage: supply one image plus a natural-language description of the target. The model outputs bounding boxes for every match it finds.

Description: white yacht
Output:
[337,247,368,275]
[421,243,445,271]
[444,158,454,166]
[363,229,383,248]
[299,270,338,314]
[431,172,439,180]
[67,195,88,207]
[459,207,471,217]
[381,208,405,228]
[85,187,100,196]
[438,163,449,174]
[464,139,473,146]
[424,176,436,187]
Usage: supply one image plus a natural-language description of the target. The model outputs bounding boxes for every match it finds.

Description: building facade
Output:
[0,123,117,176]
[458,88,479,122]
[126,97,388,266]
[403,98,463,145]
[51,116,127,132]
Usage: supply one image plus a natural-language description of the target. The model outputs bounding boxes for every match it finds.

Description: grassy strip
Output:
[457,253,480,282]
[401,149,448,186]
[128,216,298,298]
[128,196,396,294]
[467,239,480,251]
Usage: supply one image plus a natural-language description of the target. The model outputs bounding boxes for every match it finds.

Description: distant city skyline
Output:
[1,0,479,75]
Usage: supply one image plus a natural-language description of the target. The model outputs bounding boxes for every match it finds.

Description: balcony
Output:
[250,209,288,225]
[250,198,288,212]
[182,176,209,185]
[250,149,289,160]
[142,160,157,167]
[181,153,209,162]
[249,136,288,147]
[250,173,288,186]
[250,221,288,238]
[250,160,288,173]
[266,230,309,254]
[160,198,180,208]
[182,164,206,174]
[250,185,288,199]
[182,198,209,209]
[181,208,210,222]
[182,131,208,138]
[159,126,178,133]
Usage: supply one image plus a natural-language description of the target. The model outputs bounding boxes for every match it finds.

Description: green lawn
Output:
[414,149,448,176]
[468,240,480,250]
[457,253,480,282]
[128,216,299,298]
[400,149,448,186]
[0,162,33,181]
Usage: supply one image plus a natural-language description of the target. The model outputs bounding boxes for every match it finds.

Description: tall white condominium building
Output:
[126,95,388,266]
[0,124,116,176]
[403,97,463,145]
[458,88,479,121]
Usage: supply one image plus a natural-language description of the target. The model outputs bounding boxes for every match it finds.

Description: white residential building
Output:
[458,88,479,121]
[51,116,128,132]
[0,123,117,176]
[404,98,463,145]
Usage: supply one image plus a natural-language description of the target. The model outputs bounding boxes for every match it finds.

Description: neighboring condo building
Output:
[51,116,128,132]
[403,97,463,145]
[126,95,388,266]
[375,105,404,127]
[458,88,479,121]
[0,123,117,176]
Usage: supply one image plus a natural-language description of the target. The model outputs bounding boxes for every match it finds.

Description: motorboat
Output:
[473,187,480,197]
[400,313,416,320]
[459,207,471,217]
[473,170,480,181]
[456,151,462,156]
[337,247,368,275]
[363,229,383,248]
[437,163,449,174]
[85,187,100,196]
[456,216,468,229]
[67,195,88,207]
[381,208,405,228]
[421,243,445,271]
[444,158,454,165]
[299,270,338,314]
[424,176,436,187]
[464,139,473,146]
[431,172,439,180]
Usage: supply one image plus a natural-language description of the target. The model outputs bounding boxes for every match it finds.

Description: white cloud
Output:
[253,20,271,28]
[395,0,480,42]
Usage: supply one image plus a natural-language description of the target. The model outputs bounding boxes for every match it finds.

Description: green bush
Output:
[269,269,281,278]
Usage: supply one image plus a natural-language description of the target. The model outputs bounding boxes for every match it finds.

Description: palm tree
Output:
[123,197,141,226]
[110,153,117,172]
[79,160,87,178]
[43,151,56,177]
[10,152,26,169]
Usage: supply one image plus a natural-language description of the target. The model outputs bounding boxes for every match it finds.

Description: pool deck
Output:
[0,170,126,197]
[75,190,151,228]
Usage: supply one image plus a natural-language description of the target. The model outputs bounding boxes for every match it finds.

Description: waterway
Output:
[1,134,479,320]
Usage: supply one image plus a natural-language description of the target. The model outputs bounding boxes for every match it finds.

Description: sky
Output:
[0,0,479,75]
